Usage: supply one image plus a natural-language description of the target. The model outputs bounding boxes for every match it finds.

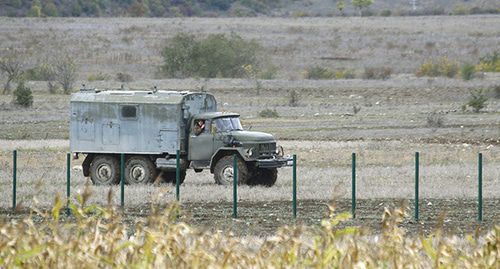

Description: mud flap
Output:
[82,154,94,177]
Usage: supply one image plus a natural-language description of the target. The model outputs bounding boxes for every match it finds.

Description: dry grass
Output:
[0,16,499,79]
[0,140,498,208]
[0,199,498,268]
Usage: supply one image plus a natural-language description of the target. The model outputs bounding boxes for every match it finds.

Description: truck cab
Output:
[188,112,290,186]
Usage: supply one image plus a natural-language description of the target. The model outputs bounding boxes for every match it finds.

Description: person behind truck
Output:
[194,119,206,135]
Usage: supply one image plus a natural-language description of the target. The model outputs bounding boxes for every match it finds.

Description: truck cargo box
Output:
[70,89,217,155]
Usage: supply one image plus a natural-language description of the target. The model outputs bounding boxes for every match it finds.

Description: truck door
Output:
[188,119,214,161]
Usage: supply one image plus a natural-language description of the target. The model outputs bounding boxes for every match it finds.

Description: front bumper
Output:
[256,155,294,168]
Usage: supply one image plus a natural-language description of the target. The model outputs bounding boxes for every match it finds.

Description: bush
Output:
[460,63,476,81]
[258,108,279,118]
[13,81,33,107]
[304,66,335,80]
[476,52,500,72]
[380,10,391,16]
[289,90,299,107]
[426,111,444,128]
[416,57,459,78]
[87,73,110,81]
[363,67,392,80]
[55,55,78,94]
[161,33,260,78]
[494,85,500,99]
[466,89,488,113]
[257,65,278,80]
[116,72,134,82]
[335,69,356,79]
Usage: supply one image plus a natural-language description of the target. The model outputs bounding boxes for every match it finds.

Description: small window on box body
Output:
[121,105,137,119]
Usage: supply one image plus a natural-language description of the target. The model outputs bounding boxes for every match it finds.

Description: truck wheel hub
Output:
[130,166,146,182]
[97,164,112,180]
[222,167,234,182]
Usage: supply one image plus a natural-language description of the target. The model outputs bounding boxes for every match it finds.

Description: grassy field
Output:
[0,16,499,80]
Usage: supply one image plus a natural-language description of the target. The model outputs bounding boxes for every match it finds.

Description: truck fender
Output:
[210,148,247,173]
[82,154,95,177]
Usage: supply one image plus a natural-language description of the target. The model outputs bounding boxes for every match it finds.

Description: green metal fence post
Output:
[415,152,419,221]
[351,153,356,219]
[176,150,180,202]
[120,154,125,208]
[233,154,238,218]
[478,153,483,222]
[292,154,297,219]
[12,150,17,211]
[66,153,71,216]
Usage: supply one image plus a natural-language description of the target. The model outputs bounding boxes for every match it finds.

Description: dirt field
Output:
[0,16,499,79]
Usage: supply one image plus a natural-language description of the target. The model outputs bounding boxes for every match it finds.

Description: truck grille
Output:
[259,143,276,155]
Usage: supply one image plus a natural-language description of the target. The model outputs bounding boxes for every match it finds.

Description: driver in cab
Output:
[194,119,206,136]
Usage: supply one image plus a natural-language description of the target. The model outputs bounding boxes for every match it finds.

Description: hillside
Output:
[1,0,498,17]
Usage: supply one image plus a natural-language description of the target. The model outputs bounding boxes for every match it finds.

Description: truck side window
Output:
[121,105,137,119]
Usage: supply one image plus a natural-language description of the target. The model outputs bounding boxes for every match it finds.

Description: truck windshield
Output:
[214,117,243,132]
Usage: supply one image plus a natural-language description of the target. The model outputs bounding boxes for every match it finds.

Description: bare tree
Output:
[55,55,77,94]
[0,54,24,94]
[40,63,57,94]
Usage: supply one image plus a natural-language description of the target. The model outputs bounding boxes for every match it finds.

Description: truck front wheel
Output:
[90,155,120,185]
[214,155,249,185]
[125,156,157,184]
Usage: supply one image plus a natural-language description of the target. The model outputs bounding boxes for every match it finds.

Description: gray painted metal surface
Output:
[70,89,217,155]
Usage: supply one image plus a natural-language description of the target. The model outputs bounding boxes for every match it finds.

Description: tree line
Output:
[1,0,280,17]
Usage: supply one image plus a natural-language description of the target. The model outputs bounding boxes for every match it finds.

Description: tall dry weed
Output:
[0,196,498,268]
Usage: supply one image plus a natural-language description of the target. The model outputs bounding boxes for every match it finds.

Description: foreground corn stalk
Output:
[0,193,498,268]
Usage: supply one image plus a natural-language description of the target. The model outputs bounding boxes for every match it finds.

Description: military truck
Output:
[70,88,291,186]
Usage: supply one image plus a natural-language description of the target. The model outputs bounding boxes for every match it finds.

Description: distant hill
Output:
[1,0,498,17]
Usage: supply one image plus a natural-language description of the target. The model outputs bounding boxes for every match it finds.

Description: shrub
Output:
[116,72,134,82]
[476,52,500,72]
[257,65,278,80]
[304,66,335,79]
[55,55,78,94]
[87,73,110,81]
[335,69,356,79]
[289,90,299,107]
[380,10,391,16]
[161,33,260,78]
[460,63,476,80]
[466,89,488,113]
[258,108,279,118]
[363,67,392,80]
[13,81,33,107]
[416,57,459,78]
[494,85,500,99]
[426,111,444,127]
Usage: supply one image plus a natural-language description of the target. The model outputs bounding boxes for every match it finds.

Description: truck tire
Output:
[248,168,278,187]
[90,155,120,185]
[159,170,186,185]
[125,156,157,184]
[214,155,249,185]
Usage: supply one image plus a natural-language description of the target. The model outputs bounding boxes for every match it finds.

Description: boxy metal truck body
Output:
[71,89,216,155]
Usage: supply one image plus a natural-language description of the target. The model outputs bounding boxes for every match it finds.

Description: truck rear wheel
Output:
[249,168,278,187]
[90,155,120,185]
[159,170,186,185]
[125,156,157,184]
[214,155,249,185]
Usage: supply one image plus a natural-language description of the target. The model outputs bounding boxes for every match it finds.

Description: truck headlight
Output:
[246,147,254,157]
[276,145,284,156]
